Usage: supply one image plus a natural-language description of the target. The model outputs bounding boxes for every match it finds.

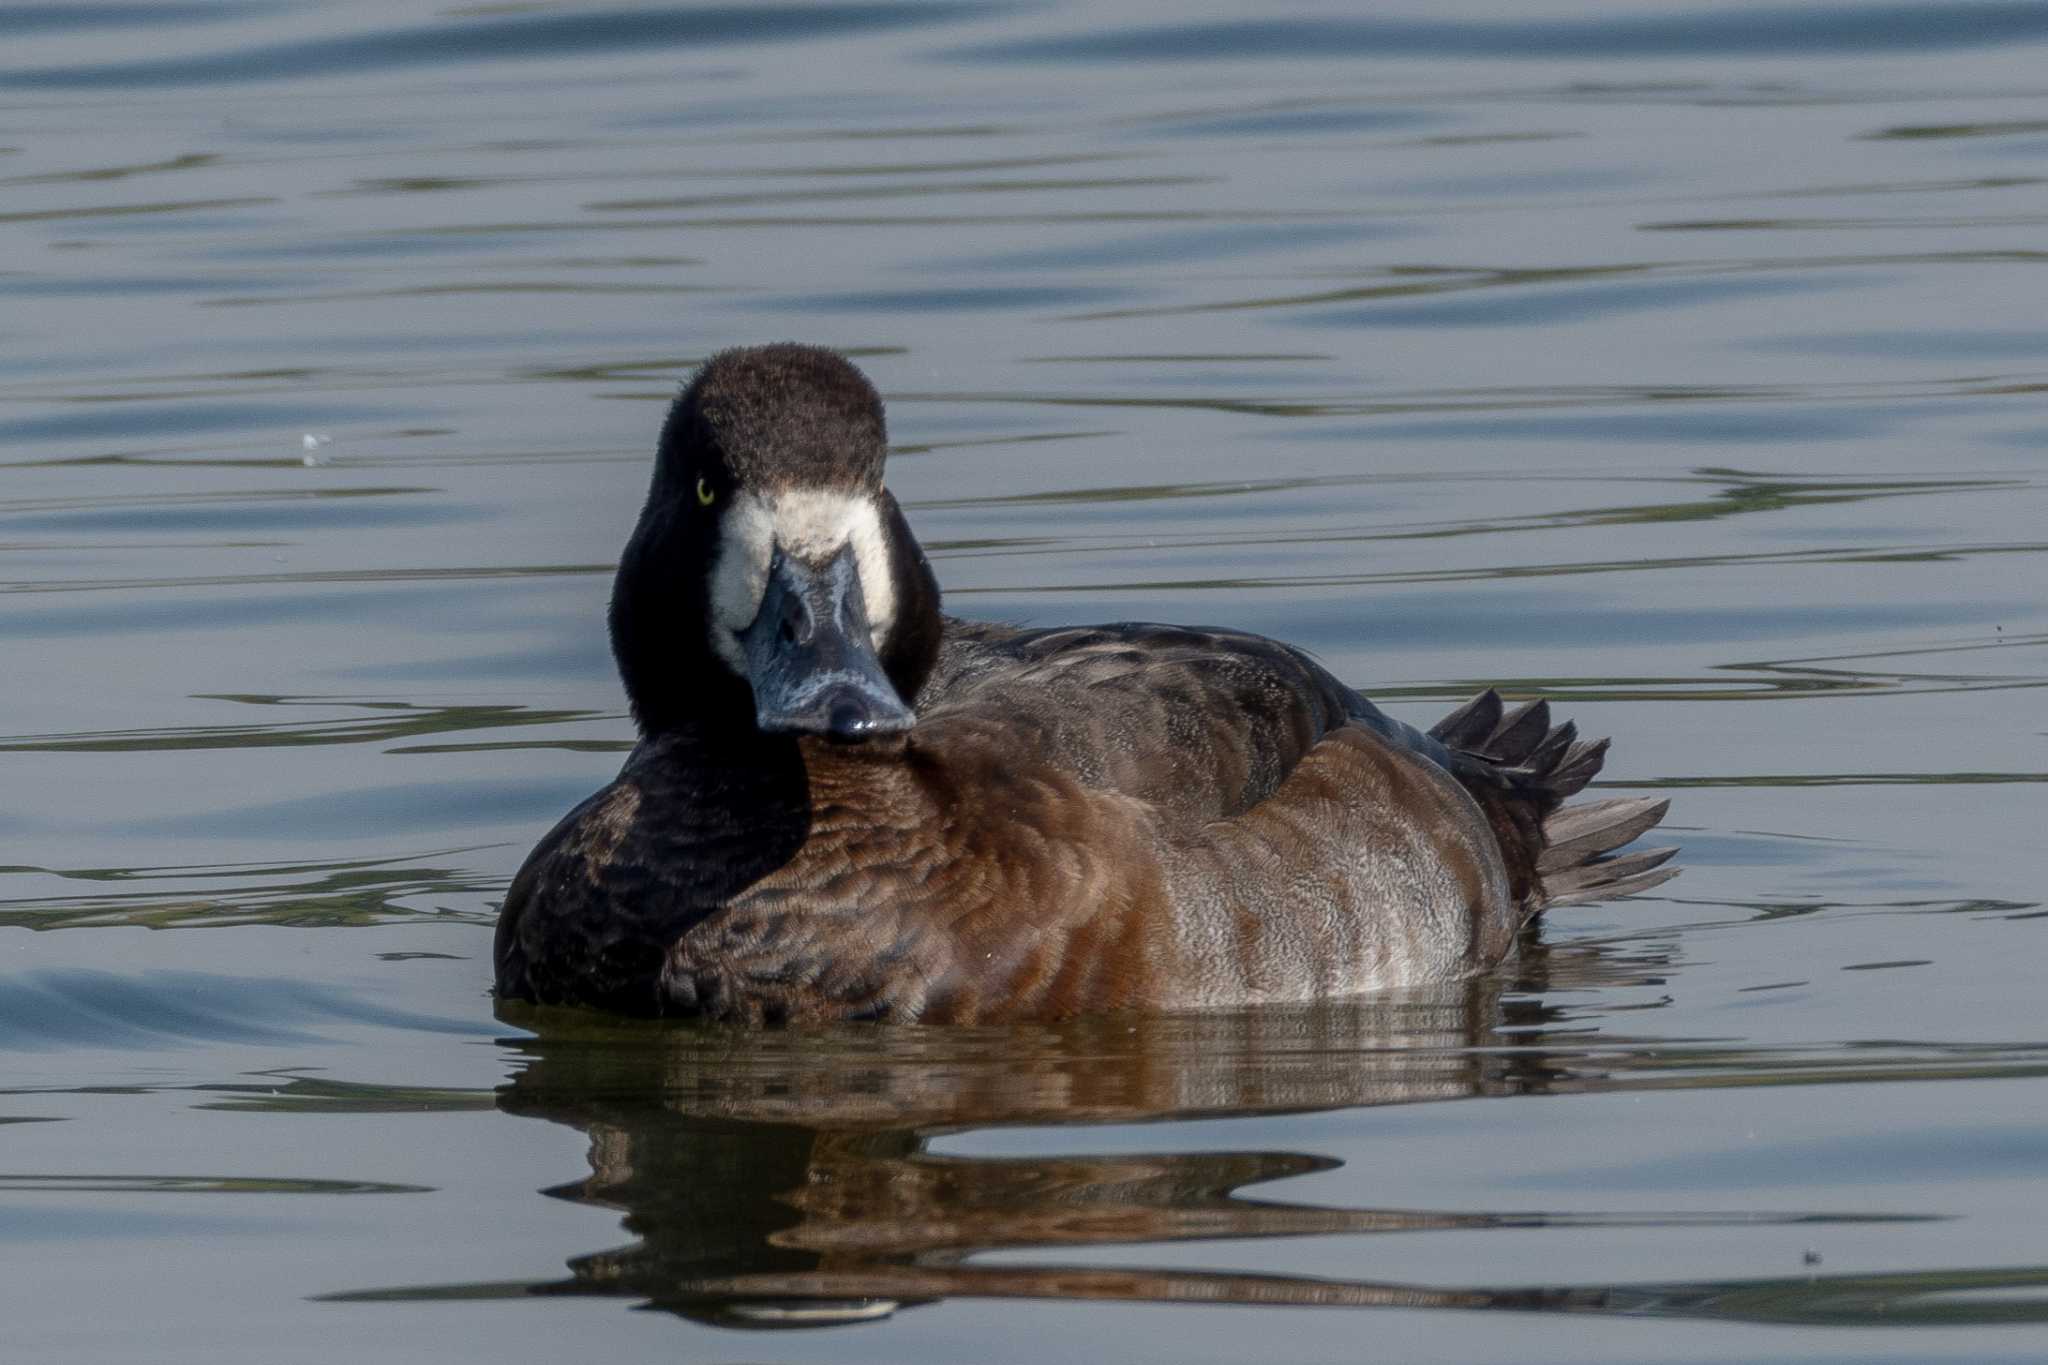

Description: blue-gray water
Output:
[4,2,2047,1360]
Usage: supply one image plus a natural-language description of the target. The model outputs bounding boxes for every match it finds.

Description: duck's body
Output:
[495,345,1675,1024]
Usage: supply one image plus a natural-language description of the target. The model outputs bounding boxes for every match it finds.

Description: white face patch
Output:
[706,490,774,672]
[704,488,896,671]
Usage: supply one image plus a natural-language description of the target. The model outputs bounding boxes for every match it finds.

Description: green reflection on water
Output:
[0,849,500,929]
[0,196,272,225]
[0,696,607,754]
[195,1076,493,1114]
[0,1173,428,1194]
[0,152,220,187]
[1865,120,2048,141]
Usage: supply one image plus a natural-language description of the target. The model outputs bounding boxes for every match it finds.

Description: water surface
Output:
[3,2,2047,1360]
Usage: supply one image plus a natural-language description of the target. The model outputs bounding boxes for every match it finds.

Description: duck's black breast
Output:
[493,733,819,1015]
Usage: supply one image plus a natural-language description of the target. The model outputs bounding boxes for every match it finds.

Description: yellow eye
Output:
[695,476,715,507]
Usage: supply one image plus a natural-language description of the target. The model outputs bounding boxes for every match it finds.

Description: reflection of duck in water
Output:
[335,965,1947,1334]
[487,977,1565,1327]
[331,967,2001,1332]
[495,344,1675,1022]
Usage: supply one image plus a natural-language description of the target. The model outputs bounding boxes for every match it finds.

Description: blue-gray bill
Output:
[739,544,915,739]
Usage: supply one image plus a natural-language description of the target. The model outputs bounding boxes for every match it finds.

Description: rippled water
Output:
[4,2,2047,1360]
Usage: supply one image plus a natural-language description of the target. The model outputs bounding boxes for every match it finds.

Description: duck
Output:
[494,343,1676,1024]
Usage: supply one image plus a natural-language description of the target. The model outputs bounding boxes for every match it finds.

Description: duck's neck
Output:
[873,490,944,701]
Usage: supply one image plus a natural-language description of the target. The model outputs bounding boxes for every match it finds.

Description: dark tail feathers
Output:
[1429,690,1677,915]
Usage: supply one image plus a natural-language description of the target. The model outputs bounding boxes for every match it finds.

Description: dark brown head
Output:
[609,345,942,740]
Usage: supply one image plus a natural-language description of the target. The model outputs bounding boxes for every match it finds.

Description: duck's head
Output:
[609,344,941,742]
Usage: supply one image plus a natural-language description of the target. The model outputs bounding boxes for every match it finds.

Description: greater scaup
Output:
[494,344,1675,1022]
